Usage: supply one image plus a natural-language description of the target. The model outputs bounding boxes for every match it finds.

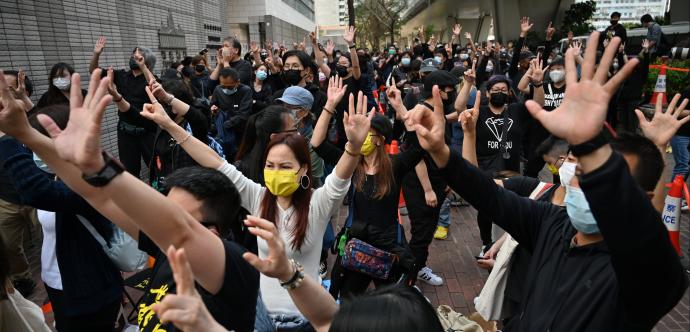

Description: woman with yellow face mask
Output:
[311,76,426,300]
[144,83,372,330]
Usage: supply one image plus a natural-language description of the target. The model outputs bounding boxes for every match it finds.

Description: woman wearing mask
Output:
[312,77,422,300]
[253,64,273,113]
[146,87,372,331]
[34,63,86,110]
[389,51,413,89]
[270,50,327,122]
[331,26,362,148]
[518,56,567,179]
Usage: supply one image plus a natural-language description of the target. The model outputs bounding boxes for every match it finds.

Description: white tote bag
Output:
[77,215,148,272]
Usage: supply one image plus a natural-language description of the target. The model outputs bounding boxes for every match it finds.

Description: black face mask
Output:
[336,65,349,77]
[489,92,509,108]
[610,20,618,25]
[129,58,139,70]
[282,69,303,86]
[195,64,206,73]
[446,91,457,106]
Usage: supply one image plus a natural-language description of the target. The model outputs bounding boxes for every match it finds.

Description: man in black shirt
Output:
[603,12,627,48]
[89,37,158,176]
[221,37,252,86]
[212,68,253,161]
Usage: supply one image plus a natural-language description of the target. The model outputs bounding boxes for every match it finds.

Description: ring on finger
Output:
[152,100,159,104]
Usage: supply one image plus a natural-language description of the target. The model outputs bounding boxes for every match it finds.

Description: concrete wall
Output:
[0,0,228,155]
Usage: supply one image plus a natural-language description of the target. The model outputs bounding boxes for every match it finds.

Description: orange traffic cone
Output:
[389,140,399,155]
[662,175,683,256]
[650,60,668,106]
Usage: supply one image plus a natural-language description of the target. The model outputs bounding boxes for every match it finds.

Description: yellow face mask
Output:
[264,169,300,197]
[546,163,559,175]
[360,132,377,156]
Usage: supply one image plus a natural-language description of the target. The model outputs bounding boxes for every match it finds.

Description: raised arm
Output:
[89,36,106,73]
[243,216,337,332]
[509,17,532,78]
[332,91,372,180]
[33,69,228,294]
[460,92,481,167]
[343,26,361,80]
[311,76,346,148]
[528,55,547,106]
[106,68,132,113]
[455,64,476,112]
[134,52,156,86]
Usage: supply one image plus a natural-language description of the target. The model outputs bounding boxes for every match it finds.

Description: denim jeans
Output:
[437,196,452,227]
[254,295,315,332]
[671,135,690,179]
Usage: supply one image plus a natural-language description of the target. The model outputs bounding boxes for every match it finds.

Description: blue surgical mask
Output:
[401,58,411,66]
[33,153,53,174]
[256,70,268,81]
[434,56,443,64]
[565,186,599,234]
[460,53,469,60]
[222,87,238,95]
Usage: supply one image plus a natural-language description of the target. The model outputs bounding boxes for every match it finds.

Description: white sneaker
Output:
[417,266,443,286]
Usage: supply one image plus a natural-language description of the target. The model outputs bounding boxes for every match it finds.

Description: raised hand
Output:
[11,69,26,99]
[152,246,224,331]
[37,70,112,174]
[529,54,549,83]
[344,91,374,149]
[406,85,447,153]
[641,39,651,51]
[140,86,174,128]
[134,53,146,70]
[106,68,119,97]
[524,32,639,145]
[460,92,481,134]
[0,69,31,137]
[94,36,106,54]
[545,21,556,40]
[464,31,472,41]
[520,17,533,36]
[325,40,335,56]
[343,26,356,45]
[310,30,318,45]
[242,216,293,281]
[250,41,259,53]
[386,78,403,111]
[463,61,477,85]
[149,79,169,102]
[452,23,462,36]
[636,93,690,147]
[326,75,347,105]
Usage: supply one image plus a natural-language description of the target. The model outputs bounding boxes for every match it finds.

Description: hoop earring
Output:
[300,174,311,189]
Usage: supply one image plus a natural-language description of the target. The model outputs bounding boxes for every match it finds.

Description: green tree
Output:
[560,0,596,36]
[354,0,406,48]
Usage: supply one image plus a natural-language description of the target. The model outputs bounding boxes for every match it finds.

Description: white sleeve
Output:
[217,161,264,214]
[309,167,351,227]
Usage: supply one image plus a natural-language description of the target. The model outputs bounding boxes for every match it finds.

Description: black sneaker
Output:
[12,277,36,298]
[319,261,328,279]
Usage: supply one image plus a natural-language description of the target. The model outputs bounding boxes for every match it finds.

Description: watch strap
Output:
[570,132,608,157]
[82,151,125,187]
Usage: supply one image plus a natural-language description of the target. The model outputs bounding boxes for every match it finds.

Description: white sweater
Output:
[217,161,350,315]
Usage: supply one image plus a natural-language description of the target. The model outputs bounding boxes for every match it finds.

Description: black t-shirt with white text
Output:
[475,103,529,173]
[136,232,259,332]
[530,82,566,112]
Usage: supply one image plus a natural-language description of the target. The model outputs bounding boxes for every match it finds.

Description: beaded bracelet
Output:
[280,259,305,290]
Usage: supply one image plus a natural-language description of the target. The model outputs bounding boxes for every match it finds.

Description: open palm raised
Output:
[525,32,639,145]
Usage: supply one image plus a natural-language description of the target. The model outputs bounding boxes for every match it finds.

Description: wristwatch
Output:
[570,132,608,157]
[82,151,125,187]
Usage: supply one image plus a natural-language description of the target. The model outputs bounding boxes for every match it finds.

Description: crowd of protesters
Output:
[0,8,688,332]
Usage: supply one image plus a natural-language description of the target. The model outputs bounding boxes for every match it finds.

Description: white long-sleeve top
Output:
[217,161,350,315]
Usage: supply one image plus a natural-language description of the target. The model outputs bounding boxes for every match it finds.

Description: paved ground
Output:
[18,175,690,331]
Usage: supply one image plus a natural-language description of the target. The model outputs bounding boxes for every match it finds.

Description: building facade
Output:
[0,0,229,154]
[228,0,315,54]
[577,0,668,30]
[314,0,347,48]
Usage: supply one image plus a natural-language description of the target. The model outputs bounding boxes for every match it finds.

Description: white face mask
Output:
[559,161,577,187]
[486,63,494,72]
[549,70,565,83]
[53,77,71,91]
[460,54,469,60]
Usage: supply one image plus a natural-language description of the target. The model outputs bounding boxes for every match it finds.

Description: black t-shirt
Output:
[475,103,529,173]
[111,69,158,131]
[136,232,259,332]
[530,82,565,112]
[229,59,252,86]
[503,176,558,203]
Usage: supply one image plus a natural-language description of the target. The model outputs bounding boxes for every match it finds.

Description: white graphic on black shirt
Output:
[485,117,513,142]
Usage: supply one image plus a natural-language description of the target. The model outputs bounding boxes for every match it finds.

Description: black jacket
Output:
[438,149,688,331]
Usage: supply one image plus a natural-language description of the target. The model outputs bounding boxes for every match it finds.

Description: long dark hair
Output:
[259,132,313,251]
[235,105,291,184]
[43,62,75,105]
[330,285,444,332]
[353,131,393,199]
[0,236,9,299]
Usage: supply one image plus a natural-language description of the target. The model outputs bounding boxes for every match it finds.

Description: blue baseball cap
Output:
[278,86,314,109]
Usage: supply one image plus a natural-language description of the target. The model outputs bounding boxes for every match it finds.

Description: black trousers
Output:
[45,284,120,332]
[403,182,445,278]
[117,125,155,177]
